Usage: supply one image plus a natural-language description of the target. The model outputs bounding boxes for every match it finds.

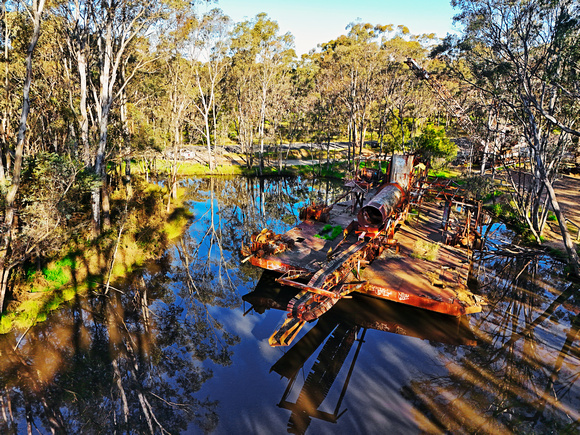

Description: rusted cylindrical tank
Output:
[357,184,404,228]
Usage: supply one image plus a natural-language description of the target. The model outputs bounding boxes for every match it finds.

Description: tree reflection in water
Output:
[1,176,576,434]
[403,240,580,434]
[0,250,228,434]
[0,175,344,434]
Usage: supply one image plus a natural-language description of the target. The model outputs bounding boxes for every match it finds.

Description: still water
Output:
[0,176,578,434]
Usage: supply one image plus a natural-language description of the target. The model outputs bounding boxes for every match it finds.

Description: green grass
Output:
[429,168,459,178]
[411,240,440,262]
[42,257,75,288]
[315,224,343,241]
[149,158,348,180]
[151,160,246,176]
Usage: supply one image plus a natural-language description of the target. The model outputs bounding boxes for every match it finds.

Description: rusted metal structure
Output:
[242,154,485,346]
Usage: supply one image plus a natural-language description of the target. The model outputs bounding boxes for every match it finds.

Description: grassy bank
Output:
[0,178,192,334]
[140,158,348,179]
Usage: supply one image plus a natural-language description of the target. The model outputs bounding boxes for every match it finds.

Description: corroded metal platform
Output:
[243,155,485,346]
[249,199,482,318]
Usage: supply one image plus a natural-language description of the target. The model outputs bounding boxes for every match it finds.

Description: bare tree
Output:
[449,0,580,276]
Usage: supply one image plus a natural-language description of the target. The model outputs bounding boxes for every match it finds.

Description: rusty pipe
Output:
[357,183,404,228]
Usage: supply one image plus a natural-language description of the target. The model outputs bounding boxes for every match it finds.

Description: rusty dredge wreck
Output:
[241,154,487,347]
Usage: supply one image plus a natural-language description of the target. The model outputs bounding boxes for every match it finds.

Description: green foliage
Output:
[459,175,496,201]
[315,225,343,240]
[381,111,415,154]
[22,153,99,204]
[413,123,457,165]
[19,153,98,255]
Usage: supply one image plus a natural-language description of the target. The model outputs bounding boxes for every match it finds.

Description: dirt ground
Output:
[543,174,580,252]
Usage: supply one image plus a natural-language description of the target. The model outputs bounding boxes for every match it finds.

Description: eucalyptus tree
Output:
[56,0,168,235]
[152,6,198,208]
[378,34,431,154]
[0,0,15,182]
[0,0,45,311]
[185,8,231,171]
[266,63,293,170]
[318,23,420,169]
[448,0,580,276]
[308,51,343,167]
[229,13,295,174]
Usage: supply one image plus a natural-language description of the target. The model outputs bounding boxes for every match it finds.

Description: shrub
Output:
[413,124,457,166]
[411,240,440,262]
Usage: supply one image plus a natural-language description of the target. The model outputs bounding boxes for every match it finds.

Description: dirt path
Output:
[542,174,580,252]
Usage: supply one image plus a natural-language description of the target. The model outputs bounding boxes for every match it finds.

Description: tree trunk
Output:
[78,48,90,165]
[1,0,10,184]
[0,0,45,310]
[532,141,580,275]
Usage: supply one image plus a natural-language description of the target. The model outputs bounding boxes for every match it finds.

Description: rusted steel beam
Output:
[275,278,338,298]
[250,257,308,274]
[362,284,481,316]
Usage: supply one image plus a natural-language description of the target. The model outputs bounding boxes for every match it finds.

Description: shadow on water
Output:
[242,218,580,433]
[0,176,578,434]
[245,270,479,434]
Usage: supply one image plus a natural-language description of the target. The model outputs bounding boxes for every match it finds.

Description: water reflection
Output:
[0,175,344,434]
[0,176,578,434]
[402,245,580,434]
[0,273,223,434]
[244,271,478,434]
[240,219,579,433]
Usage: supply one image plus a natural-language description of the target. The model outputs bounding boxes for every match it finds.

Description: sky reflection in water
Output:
[0,175,578,434]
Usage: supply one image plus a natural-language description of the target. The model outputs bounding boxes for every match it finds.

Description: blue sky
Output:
[206,0,460,55]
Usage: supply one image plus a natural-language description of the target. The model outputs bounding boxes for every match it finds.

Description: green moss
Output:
[0,314,13,334]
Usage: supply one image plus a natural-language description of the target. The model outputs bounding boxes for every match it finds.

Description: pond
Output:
[0,176,578,434]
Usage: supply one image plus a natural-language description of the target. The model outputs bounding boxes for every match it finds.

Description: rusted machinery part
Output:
[299,203,332,222]
[245,229,295,258]
[357,183,405,229]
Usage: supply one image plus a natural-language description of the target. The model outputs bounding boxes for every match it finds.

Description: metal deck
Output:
[249,199,482,317]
